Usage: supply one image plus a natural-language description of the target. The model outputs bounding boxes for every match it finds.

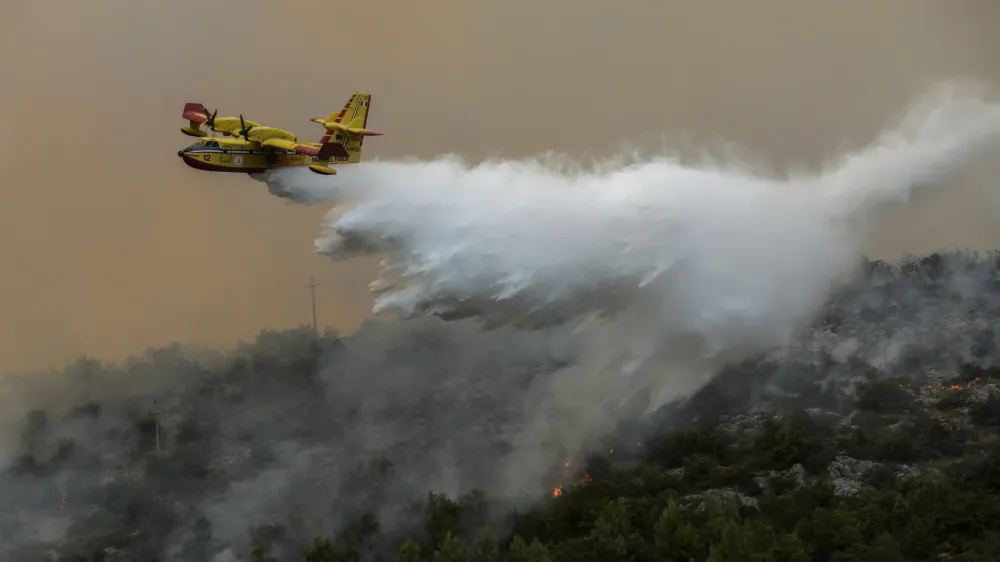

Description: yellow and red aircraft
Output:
[176,91,381,176]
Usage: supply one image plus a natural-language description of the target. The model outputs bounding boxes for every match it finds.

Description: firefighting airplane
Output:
[176,91,381,176]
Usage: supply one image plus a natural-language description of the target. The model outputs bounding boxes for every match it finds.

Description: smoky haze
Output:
[260,84,1000,495]
[4,2,1000,560]
[2,0,1000,373]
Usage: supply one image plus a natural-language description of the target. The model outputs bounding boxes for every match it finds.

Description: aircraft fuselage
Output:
[177,139,348,175]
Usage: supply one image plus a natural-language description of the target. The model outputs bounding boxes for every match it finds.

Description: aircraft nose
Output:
[177,150,184,158]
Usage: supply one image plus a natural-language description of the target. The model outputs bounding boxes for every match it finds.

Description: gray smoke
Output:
[259,83,1000,491]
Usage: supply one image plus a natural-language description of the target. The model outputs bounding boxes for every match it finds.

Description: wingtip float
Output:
[176,91,381,177]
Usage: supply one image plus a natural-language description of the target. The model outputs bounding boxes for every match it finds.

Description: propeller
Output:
[204,108,218,129]
[237,114,252,141]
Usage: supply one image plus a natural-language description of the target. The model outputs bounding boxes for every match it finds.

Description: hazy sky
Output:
[2,0,999,373]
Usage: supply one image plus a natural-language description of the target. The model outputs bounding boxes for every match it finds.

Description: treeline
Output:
[263,363,1000,561]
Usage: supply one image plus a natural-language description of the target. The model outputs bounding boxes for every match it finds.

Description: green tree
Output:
[753,410,832,472]
[505,536,530,562]
[396,539,422,562]
[794,505,864,561]
[505,536,549,562]
[471,527,498,562]
[435,531,469,562]
[588,497,642,561]
[769,532,809,562]
[706,520,756,562]
[707,519,808,562]
[652,497,702,561]
[302,537,337,562]
[425,493,465,548]
[589,517,626,560]
[523,539,550,562]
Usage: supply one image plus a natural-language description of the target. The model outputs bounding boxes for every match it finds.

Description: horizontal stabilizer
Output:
[182,102,208,123]
[313,120,383,136]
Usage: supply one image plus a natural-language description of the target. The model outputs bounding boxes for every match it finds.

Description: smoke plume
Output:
[261,85,1000,432]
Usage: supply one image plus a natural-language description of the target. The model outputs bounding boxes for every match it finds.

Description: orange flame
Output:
[553,488,562,497]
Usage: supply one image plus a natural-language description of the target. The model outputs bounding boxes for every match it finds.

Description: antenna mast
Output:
[307,275,319,338]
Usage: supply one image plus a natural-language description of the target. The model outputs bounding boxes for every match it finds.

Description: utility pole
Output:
[148,398,164,458]
[307,275,319,338]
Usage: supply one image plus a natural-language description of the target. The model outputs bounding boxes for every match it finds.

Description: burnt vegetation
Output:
[5,250,1000,560]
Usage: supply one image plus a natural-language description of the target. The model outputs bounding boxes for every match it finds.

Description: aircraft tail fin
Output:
[323,92,373,129]
[182,102,208,121]
[311,92,381,164]
[181,102,209,137]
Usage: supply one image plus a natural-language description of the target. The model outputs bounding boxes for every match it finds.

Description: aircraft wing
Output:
[260,138,299,151]
[261,138,349,158]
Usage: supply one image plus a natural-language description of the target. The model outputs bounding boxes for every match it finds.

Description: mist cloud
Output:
[262,85,1000,412]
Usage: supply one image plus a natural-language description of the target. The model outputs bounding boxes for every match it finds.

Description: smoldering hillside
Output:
[3,250,1000,561]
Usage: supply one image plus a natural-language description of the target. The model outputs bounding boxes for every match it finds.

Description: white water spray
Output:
[257,85,1000,486]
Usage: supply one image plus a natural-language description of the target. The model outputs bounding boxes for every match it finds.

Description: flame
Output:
[609,447,615,454]
[553,488,562,497]
[908,376,983,392]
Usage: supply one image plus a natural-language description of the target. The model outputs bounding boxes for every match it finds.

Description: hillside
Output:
[3,250,1000,561]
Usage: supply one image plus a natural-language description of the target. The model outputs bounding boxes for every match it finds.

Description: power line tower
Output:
[148,398,164,458]
[307,275,319,338]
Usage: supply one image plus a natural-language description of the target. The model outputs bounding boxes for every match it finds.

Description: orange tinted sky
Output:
[2,0,999,372]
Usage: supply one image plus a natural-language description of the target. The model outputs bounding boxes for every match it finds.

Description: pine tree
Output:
[653,497,703,561]
[435,531,469,562]
[706,520,755,562]
[523,538,549,562]
[396,539,422,562]
[471,527,498,562]
[504,536,530,562]
[588,498,631,561]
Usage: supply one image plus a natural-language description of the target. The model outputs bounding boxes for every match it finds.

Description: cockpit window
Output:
[183,141,223,152]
